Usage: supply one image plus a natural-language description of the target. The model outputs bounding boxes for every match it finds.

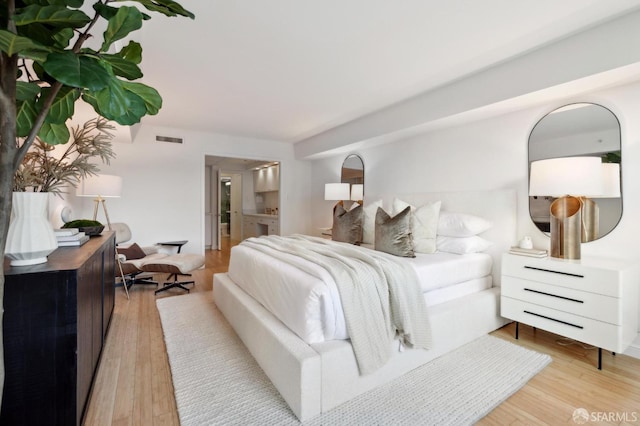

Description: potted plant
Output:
[5,118,116,265]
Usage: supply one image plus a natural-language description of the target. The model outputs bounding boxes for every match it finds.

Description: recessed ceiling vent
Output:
[156,135,183,144]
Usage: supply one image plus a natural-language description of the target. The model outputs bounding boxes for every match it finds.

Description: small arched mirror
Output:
[529,103,622,241]
[341,154,364,204]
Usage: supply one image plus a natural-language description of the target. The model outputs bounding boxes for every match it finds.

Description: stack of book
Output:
[55,228,90,247]
[509,246,548,258]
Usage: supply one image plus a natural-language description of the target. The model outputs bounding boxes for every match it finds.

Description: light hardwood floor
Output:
[84,240,640,425]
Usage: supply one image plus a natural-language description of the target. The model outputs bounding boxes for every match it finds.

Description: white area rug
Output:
[157,292,551,426]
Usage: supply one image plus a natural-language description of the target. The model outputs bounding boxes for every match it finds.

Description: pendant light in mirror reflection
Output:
[528,103,622,247]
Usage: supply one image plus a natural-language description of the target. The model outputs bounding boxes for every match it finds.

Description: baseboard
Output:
[624,342,640,360]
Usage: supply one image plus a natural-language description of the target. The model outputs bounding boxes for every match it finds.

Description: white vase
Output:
[4,192,58,266]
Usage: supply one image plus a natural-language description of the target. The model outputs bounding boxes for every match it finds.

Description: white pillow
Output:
[362,199,383,245]
[437,211,493,237]
[392,198,441,254]
[437,236,493,254]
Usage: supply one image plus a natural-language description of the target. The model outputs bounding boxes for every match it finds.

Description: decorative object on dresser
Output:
[501,253,640,369]
[2,233,116,425]
[62,219,105,237]
[54,228,90,247]
[76,173,123,231]
[529,156,603,260]
[4,192,58,266]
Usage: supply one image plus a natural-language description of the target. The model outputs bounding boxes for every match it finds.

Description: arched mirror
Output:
[341,154,364,204]
[529,103,622,241]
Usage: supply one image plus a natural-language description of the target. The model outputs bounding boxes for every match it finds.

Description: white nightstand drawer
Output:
[502,255,624,297]
[501,298,622,352]
[501,276,621,325]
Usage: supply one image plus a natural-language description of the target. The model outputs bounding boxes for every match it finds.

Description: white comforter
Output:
[240,235,431,374]
[228,236,491,344]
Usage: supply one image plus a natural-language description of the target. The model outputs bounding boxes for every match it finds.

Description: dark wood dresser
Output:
[2,232,116,425]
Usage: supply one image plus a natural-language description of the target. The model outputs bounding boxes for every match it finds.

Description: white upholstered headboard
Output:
[372,189,517,286]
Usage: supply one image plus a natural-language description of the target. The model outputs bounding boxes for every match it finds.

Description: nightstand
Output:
[501,253,639,369]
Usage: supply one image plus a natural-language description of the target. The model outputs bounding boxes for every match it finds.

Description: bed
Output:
[213,189,516,421]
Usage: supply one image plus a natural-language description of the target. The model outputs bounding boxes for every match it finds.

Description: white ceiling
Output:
[136,0,640,144]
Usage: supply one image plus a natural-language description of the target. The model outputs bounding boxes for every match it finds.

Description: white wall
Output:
[63,125,312,254]
[309,79,640,357]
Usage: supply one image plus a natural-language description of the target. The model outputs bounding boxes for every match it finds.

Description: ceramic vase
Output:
[4,192,58,266]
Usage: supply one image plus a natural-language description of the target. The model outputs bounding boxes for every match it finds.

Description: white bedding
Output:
[227,239,492,344]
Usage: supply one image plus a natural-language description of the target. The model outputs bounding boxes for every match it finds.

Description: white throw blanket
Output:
[241,235,432,374]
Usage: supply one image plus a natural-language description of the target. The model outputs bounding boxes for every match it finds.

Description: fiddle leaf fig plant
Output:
[0,0,194,404]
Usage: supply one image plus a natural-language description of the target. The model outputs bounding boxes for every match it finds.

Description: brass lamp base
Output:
[550,196,582,260]
[579,197,599,242]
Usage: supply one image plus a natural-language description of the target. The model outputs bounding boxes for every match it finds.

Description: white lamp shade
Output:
[600,163,621,198]
[77,174,123,198]
[350,184,364,201]
[324,183,350,201]
[529,157,602,197]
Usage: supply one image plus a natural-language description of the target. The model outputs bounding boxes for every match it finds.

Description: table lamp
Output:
[324,183,350,203]
[529,157,602,259]
[77,174,123,230]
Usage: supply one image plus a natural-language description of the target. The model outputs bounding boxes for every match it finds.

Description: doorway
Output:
[204,155,279,251]
[220,172,242,244]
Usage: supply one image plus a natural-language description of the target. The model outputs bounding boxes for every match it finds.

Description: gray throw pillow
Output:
[375,206,415,257]
[332,203,363,244]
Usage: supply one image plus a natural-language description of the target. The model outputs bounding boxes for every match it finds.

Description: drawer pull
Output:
[524,310,584,329]
[524,266,584,278]
[524,288,584,304]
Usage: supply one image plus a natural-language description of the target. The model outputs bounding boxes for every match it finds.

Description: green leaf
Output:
[38,121,70,145]
[122,0,195,19]
[42,52,112,91]
[0,29,50,56]
[101,54,143,80]
[40,86,80,124]
[118,40,142,64]
[112,91,147,125]
[94,79,129,120]
[52,27,74,48]
[16,99,38,138]
[94,3,151,21]
[16,81,41,101]
[101,6,143,52]
[14,4,91,28]
[121,81,162,115]
[83,81,148,125]
[93,3,121,20]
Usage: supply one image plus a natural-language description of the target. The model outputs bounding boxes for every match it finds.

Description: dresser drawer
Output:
[502,254,624,297]
[501,276,621,325]
[501,297,622,352]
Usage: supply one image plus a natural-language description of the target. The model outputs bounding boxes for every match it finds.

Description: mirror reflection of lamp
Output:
[580,163,621,242]
[77,174,123,230]
[350,184,364,204]
[529,157,602,260]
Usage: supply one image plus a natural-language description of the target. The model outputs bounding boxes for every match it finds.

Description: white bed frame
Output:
[213,189,516,421]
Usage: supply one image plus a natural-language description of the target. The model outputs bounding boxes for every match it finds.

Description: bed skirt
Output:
[213,272,509,421]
